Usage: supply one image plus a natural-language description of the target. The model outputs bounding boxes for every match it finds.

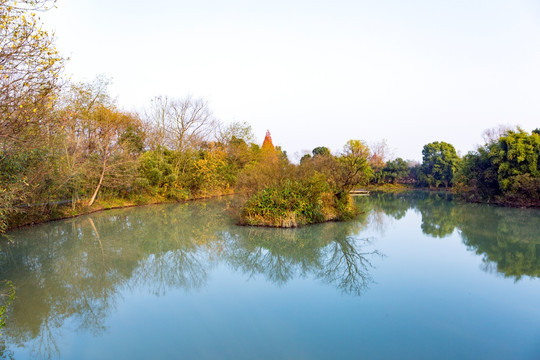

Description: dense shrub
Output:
[239,174,358,227]
[457,128,540,206]
[382,158,410,184]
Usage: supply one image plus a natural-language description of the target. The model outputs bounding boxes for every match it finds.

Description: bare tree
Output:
[482,124,514,144]
[369,139,393,169]
[144,95,169,149]
[146,95,216,151]
[215,121,255,145]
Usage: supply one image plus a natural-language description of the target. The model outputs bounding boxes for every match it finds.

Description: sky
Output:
[42,0,540,161]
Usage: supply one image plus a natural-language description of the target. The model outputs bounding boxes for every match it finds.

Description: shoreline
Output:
[368,184,540,208]
[4,191,237,233]
[5,185,538,234]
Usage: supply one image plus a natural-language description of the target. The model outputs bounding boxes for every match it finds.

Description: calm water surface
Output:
[1,192,540,359]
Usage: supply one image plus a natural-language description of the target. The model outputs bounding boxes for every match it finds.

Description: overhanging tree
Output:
[0,0,63,144]
[0,0,64,232]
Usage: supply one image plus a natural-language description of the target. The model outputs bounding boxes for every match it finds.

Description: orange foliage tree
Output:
[261,130,277,162]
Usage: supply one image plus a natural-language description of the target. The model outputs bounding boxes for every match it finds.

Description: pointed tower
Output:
[261,130,277,162]
[262,130,275,151]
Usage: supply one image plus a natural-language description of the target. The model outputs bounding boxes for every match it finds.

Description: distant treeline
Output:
[385,127,540,207]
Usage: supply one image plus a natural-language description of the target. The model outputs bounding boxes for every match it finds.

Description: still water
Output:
[1,192,540,359]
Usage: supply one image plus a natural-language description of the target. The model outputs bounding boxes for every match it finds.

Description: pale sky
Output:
[43,0,540,161]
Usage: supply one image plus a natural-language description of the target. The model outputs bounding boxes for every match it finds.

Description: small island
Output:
[239,176,359,227]
[238,132,369,227]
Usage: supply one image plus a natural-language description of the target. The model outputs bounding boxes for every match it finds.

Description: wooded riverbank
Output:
[1,1,539,233]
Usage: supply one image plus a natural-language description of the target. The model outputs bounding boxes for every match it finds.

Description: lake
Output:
[1,192,540,359]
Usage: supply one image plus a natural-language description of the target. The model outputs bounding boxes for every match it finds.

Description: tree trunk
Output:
[88,163,105,207]
[88,146,108,207]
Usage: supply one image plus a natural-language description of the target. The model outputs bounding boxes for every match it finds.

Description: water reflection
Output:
[363,191,540,279]
[2,193,539,358]
[0,197,380,358]
[458,206,540,280]
[222,218,381,295]
[0,201,230,358]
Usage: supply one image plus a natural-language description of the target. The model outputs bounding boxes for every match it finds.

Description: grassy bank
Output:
[4,190,235,231]
[365,183,414,193]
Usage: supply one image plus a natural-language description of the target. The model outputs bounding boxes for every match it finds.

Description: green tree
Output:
[337,140,373,192]
[300,153,312,164]
[488,128,540,204]
[457,128,540,206]
[493,129,540,189]
[312,146,331,157]
[382,157,409,184]
[418,141,460,188]
[456,147,499,201]
[301,140,373,194]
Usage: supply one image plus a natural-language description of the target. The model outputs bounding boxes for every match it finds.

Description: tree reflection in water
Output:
[319,236,382,296]
[221,213,382,296]
[0,197,382,358]
[1,193,539,358]
[364,191,540,280]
